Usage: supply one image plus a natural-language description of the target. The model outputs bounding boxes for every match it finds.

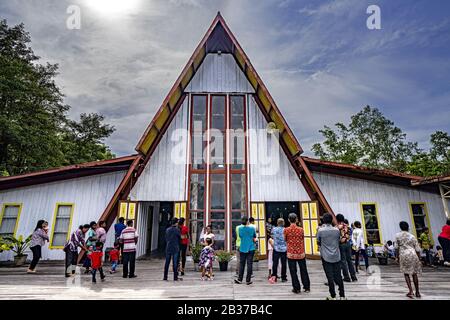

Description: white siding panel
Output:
[313,172,448,247]
[0,171,126,261]
[186,54,254,93]
[247,95,309,202]
[130,99,189,201]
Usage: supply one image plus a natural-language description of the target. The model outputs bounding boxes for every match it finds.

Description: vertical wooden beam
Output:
[439,183,450,218]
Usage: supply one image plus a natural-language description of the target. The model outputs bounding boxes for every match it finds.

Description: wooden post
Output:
[439,183,450,219]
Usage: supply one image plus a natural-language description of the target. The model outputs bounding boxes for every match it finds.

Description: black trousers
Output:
[65,250,78,275]
[339,242,356,280]
[354,249,369,270]
[238,250,254,283]
[438,236,450,262]
[322,259,345,298]
[92,267,105,282]
[272,250,287,280]
[164,251,179,280]
[180,244,188,270]
[29,245,41,270]
[287,258,310,291]
[122,251,136,277]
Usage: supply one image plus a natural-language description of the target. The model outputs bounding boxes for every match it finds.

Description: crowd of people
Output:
[24,211,450,299]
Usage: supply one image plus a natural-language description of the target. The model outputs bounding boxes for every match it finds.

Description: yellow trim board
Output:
[0,203,23,237]
[360,202,383,246]
[49,203,75,249]
[408,202,432,238]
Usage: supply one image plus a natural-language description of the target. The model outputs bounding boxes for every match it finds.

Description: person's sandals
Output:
[415,292,421,298]
[406,292,414,299]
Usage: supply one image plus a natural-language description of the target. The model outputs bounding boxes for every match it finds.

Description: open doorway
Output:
[265,202,299,227]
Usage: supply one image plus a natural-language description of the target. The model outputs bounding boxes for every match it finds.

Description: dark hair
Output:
[241,217,248,225]
[399,221,409,231]
[249,217,255,223]
[179,217,185,225]
[127,220,134,227]
[436,245,442,250]
[322,213,333,224]
[354,221,361,228]
[387,240,393,246]
[113,241,120,248]
[34,220,47,231]
[344,219,349,225]
[422,227,429,232]
[95,241,103,249]
[447,219,450,226]
[82,224,90,229]
[119,217,125,223]
[288,213,297,223]
[205,237,212,245]
[172,218,179,226]
[98,220,105,226]
[335,214,345,223]
[90,221,97,228]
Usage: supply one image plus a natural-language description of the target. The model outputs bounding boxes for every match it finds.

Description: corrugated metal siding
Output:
[313,172,448,246]
[186,53,255,93]
[247,95,310,202]
[130,99,189,202]
[136,202,148,258]
[0,171,126,261]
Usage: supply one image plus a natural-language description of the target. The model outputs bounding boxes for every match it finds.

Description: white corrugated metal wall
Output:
[313,171,448,247]
[0,171,126,261]
[247,95,310,202]
[129,98,189,202]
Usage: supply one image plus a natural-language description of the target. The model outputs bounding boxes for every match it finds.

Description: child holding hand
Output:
[89,241,105,283]
[199,238,214,280]
[109,242,120,274]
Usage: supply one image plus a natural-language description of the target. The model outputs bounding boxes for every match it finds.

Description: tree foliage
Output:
[312,106,449,176]
[0,20,115,176]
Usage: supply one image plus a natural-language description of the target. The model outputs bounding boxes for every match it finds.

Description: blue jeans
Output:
[111,260,118,271]
[164,251,179,280]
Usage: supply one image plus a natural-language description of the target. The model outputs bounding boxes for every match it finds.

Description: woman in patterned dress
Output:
[394,221,422,299]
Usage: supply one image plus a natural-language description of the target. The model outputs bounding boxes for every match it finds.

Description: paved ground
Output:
[0,258,449,300]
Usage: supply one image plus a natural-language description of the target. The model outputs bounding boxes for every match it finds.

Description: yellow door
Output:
[300,201,320,256]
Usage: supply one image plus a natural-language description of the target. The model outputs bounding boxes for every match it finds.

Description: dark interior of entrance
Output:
[265,202,299,227]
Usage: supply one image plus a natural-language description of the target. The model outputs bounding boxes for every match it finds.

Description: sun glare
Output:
[85,0,142,16]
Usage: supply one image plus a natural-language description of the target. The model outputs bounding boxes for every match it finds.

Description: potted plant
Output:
[376,251,389,265]
[0,237,12,253]
[191,242,203,271]
[216,250,233,271]
[5,234,32,266]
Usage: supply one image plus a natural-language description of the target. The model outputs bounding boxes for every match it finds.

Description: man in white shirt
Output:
[119,220,139,278]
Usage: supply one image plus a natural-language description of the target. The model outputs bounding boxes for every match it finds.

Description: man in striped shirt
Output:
[119,220,139,278]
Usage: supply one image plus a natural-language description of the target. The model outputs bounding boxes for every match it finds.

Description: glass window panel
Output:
[230,95,245,130]
[189,174,205,210]
[411,204,428,234]
[232,211,245,220]
[0,205,20,236]
[362,204,379,230]
[210,174,225,210]
[189,217,204,246]
[231,174,246,210]
[191,133,206,169]
[230,130,245,170]
[211,212,225,220]
[192,95,206,132]
[366,230,381,245]
[52,233,67,247]
[211,96,225,131]
[211,221,225,250]
[51,205,73,247]
[3,206,19,218]
[210,134,225,169]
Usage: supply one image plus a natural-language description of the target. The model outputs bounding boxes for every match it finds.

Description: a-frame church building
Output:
[1,13,448,261]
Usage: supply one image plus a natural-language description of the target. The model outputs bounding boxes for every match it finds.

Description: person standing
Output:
[114,217,127,261]
[27,220,49,273]
[269,218,288,283]
[119,220,139,279]
[336,214,357,282]
[284,213,310,294]
[395,221,422,298]
[352,221,369,274]
[89,241,105,283]
[438,219,450,265]
[418,227,434,267]
[64,224,89,277]
[82,221,98,273]
[178,218,189,276]
[317,213,346,300]
[96,220,107,247]
[235,222,243,275]
[164,218,182,281]
[234,217,257,285]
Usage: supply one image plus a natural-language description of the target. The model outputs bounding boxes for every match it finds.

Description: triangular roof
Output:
[135,12,302,157]
[100,13,335,228]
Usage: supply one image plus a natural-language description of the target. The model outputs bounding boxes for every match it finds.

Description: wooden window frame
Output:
[49,203,75,249]
[360,202,383,246]
[409,202,432,238]
[0,203,23,237]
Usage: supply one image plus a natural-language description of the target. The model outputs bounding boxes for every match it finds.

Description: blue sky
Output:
[1,0,449,156]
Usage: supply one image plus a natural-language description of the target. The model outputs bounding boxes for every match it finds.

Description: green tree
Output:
[0,20,115,176]
[312,106,419,172]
